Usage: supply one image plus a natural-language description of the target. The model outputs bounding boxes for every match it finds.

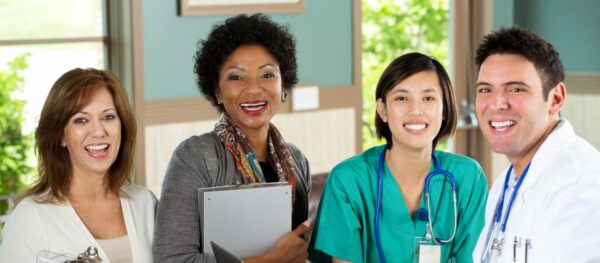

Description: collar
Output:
[515,119,574,193]
[495,120,574,197]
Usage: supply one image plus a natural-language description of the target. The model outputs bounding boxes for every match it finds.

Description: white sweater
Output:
[0,184,157,263]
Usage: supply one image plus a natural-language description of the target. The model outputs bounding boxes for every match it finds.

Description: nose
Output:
[489,91,509,111]
[244,76,264,94]
[89,118,107,137]
[409,100,424,117]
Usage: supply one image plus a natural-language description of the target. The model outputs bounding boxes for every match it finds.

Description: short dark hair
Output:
[18,68,136,205]
[475,26,565,98]
[194,13,298,112]
[375,52,457,150]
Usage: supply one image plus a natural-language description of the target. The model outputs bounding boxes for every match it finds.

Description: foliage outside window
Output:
[362,0,449,150]
[0,54,33,215]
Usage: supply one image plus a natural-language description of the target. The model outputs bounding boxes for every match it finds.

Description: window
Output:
[0,0,108,134]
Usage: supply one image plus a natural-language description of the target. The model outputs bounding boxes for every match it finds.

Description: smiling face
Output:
[62,86,121,178]
[216,45,283,135]
[377,70,444,151]
[475,54,563,165]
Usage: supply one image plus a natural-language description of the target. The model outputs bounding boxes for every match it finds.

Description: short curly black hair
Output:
[194,13,298,112]
[475,26,564,99]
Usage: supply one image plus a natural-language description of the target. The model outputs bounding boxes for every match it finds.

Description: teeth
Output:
[240,102,267,111]
[405,124,426,130]
[491,120,515,128]
[86,144,108,151]
[240,102,266,107]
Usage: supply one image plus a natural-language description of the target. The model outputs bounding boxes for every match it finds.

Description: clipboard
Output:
[198,182,292,259]
[211,241,243,263]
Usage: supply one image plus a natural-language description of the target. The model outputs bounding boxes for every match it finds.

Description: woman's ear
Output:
[282,91,288,102]
[215,89,222,104]
[376,98,387,123]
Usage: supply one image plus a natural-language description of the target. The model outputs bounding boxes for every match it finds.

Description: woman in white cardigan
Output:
[0,68,156,263]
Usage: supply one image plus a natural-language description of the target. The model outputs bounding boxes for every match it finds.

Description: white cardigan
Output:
[0,184,157,263]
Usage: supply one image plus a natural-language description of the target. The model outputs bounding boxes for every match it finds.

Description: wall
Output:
[513,0,600,72]
[142,0,353,100]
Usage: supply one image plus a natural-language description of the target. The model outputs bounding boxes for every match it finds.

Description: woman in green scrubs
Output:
[309,53,487,263]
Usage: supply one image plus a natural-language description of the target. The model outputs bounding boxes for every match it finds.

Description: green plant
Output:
[0,54,33,203]
[362,0,449,150]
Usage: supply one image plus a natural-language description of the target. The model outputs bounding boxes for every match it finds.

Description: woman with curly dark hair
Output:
[153,14,310,263]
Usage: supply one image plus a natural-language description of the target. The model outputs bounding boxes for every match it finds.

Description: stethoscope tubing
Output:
[375,147,458,263]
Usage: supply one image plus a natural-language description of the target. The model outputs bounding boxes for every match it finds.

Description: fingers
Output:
[292,223,309,236]
[302,218,313,228]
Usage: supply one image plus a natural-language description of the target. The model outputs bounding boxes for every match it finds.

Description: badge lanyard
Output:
[481,161,532,262]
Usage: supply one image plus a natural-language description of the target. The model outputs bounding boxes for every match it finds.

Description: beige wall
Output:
[562,93,600,150]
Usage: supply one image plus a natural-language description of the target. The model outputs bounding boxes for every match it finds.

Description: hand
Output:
[272,223,309,262]
[243,222,309,263]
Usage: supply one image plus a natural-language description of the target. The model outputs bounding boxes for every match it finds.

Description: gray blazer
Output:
[153,131,311,263]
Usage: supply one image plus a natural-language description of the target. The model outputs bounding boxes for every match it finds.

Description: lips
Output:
[240,100,268,115]
[404,123,427,131]
[490,120,516,132]
[85,143,109,158]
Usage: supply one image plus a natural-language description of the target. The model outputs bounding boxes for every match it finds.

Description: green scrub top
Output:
[309,146,487,263]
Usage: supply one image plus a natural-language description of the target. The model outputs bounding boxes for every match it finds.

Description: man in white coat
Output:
[472,27,600,262]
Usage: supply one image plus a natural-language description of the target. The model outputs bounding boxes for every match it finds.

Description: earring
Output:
[60,142,66,148]
[217,99,222,105]
[282,91,288,102]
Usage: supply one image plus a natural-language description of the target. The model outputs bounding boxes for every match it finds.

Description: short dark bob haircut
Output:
[194,13,298,112]
[475,26,564,99]
[375,52,457,150]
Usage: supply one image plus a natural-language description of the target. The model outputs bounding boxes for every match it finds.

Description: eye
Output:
[227,74,242,81]
[103,113,117,121]
[73,117,88,124]
[393,96,407,101]
[477,87,490,94]
[509,87,525,92]
[261,72,276,79]
[424,96,436,102]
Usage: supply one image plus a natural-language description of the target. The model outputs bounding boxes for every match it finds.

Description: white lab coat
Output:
[473,120,600,263]
[0,184,157,263]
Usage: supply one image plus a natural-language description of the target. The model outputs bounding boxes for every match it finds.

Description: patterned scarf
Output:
[214,113,297,196]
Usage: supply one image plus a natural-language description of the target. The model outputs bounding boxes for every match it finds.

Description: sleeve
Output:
[0,201,47,262]
[308,164,364,263]
[288,143,311,226]
[450,162,488,262]
[153,139,214,263]
[535,167,600,262]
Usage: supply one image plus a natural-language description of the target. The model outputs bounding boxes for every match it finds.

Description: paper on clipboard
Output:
[198,182,292,259]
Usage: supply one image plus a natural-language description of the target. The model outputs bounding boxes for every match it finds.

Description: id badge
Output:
[414,236,441,263]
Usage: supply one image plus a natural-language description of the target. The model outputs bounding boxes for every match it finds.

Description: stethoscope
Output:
[374,147,458,263]
[480,162,532,263]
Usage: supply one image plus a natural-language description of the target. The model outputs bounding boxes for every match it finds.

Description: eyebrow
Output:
[77,108,116,115]
[390,87,438,93]
[475,81,531,87]
[223,63,278,72]
[259,63,277,69]
[505,81,530,87]
[223,66,244,72]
